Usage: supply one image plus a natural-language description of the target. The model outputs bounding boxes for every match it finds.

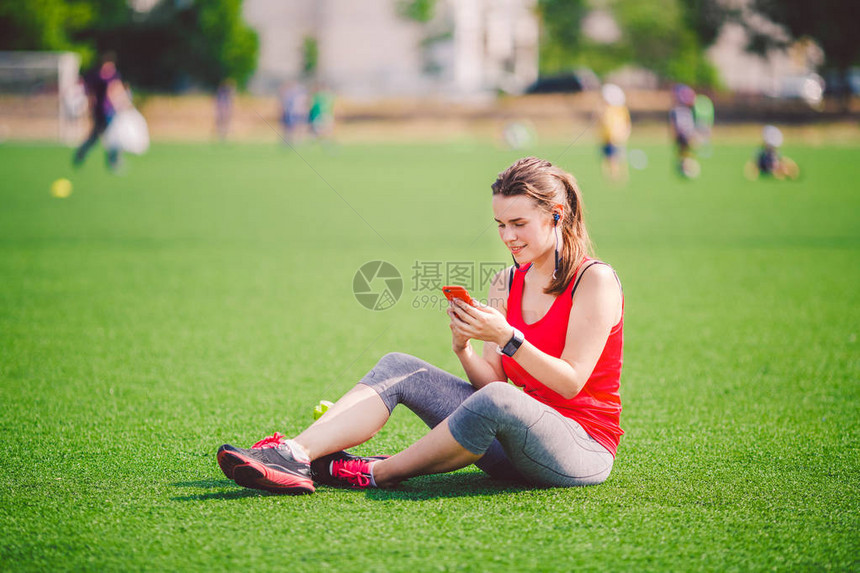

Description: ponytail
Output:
[548,170,593,294]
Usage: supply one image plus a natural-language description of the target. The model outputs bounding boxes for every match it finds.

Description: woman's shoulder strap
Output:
[570,259,618,299]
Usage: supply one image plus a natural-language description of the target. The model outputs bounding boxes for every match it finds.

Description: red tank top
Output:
[501,259,624,456]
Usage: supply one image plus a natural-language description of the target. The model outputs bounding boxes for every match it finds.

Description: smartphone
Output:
[442,285,474,305]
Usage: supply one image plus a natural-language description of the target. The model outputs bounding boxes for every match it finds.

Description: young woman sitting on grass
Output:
[216,157,624,493]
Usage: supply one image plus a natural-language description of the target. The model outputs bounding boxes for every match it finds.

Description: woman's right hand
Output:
[447,305,471,353]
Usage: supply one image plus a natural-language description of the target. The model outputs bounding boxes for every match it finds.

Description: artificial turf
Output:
[0,139,858,571]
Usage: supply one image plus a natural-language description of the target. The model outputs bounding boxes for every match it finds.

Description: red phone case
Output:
[443,285,473,305]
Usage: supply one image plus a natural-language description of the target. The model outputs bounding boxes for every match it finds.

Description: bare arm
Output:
[107,79,131,112]
[451,264,622,399]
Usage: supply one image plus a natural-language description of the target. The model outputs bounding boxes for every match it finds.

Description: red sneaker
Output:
[217,442,314,495]
[251,432,288,449]
[311,451,388,488]
[216,432,290,482]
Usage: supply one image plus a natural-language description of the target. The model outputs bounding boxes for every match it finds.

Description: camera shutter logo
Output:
[353,261,403,311]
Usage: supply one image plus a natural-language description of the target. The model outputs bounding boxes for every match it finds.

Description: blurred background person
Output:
[693,93,715,157]
[215,79,236,141]
[308,83,335,142]
[279,81,308,145]
[72,51,128,171]
[597,83,631,183]
[668,84,699,178]
[745,125,800,180]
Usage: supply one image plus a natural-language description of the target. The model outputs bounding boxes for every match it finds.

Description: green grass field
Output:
[1,139,858,571]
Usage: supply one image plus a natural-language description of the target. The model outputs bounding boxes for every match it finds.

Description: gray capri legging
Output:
[359,352,614,487]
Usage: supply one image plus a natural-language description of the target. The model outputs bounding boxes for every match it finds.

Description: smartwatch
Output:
[497,327,525,357]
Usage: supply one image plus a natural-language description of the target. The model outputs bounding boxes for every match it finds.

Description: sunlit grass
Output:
[0,141,857,571]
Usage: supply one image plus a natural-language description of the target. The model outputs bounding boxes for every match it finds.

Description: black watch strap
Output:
[501,328,524,357]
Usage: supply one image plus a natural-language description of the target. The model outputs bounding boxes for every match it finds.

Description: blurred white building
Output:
[243,0,539,98]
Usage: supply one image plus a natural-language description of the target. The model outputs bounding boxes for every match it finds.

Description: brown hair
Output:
[491,157,593,295]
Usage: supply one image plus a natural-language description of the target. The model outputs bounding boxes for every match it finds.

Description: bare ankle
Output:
[370,460,400,488]
[286,439,311,463]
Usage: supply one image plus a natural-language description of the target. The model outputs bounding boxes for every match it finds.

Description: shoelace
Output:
[252,432,288,449]
[331,459,373,487]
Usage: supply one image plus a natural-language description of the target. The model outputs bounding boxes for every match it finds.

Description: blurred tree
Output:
[678,0,728,49]
[537,0,588,74]
[536,0,722,87]
[397,0,437,23]
[0,0,97,64]
[616,0,685,76]
[0,0,257,91]
[302,37,319,78]
[746,0,859,98]
[615,0,720,87]
[194,0,259,88]
[81,0,258,91]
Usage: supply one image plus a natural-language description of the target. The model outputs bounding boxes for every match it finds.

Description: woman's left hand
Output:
[449,299,513,347]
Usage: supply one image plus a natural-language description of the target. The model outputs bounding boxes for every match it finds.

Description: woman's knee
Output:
[464,382,524,420]
[447,383,525,455]
[374,352,425,373]
[360,353,473,427]
[359,352,438,400]
[362,353,421,386]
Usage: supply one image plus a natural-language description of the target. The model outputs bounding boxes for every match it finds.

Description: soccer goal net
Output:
[0,51,86,143]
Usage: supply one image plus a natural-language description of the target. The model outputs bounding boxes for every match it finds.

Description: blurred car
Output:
[825,68,860,96]
[525,68,599,94]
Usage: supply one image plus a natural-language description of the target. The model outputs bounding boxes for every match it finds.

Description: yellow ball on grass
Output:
[313,400,334,420]
[51,178,73,198]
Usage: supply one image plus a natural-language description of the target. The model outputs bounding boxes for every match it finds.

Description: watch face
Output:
[502,330,523,357]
